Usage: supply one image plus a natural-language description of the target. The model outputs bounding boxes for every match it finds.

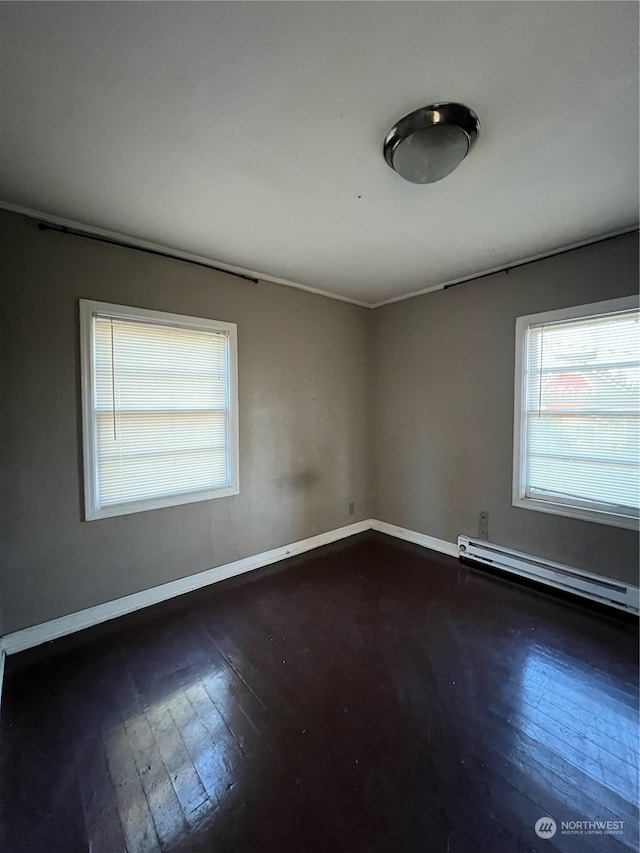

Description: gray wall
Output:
[372,232,639,584]
[0,211,371,633]
[2,211,637,635]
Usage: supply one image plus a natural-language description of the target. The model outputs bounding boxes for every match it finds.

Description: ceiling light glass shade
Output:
[384,102,480,184]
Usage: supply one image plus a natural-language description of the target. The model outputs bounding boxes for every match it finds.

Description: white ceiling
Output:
[1,2,638,306]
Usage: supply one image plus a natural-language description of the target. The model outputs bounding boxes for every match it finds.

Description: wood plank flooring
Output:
[1,532,637,853]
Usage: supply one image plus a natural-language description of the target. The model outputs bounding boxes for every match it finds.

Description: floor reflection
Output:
[518,645,638,803]
[103,664,238,852]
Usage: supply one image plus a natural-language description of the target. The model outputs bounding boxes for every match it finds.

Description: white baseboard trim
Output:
[0,518,460,657]
[1,519,374,656]
[0,515,629,667]
[371,519,458,558]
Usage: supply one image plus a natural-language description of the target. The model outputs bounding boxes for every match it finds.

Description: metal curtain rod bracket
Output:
[36,221,260,284]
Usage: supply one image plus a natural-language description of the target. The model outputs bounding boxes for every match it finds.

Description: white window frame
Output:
[513,294,639,531]
[80,299,239,520]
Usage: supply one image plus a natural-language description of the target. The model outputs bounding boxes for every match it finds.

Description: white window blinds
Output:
[520,304,639,523]
[81,301,238,519]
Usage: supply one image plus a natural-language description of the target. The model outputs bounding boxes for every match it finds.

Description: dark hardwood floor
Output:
[1,532,638,853]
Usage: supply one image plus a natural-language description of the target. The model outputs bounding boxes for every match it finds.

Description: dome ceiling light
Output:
[383,102,480,184]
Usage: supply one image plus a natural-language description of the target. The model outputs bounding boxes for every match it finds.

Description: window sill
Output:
[85,484,239,521]
[512,496,639,532]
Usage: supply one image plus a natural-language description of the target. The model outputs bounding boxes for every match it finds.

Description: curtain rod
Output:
[36,221,260,284]
[443,228,639,291]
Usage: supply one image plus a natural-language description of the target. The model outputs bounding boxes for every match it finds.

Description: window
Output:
[513,295,639,530]
[80,300,238,520]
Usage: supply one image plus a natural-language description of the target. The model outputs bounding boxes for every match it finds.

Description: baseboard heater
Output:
[457,536,639,615]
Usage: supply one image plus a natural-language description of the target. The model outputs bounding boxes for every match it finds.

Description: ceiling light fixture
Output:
[383,102,480,184]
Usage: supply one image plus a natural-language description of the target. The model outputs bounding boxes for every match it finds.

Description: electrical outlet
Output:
[348,501,355,516]
[478,511,489,540]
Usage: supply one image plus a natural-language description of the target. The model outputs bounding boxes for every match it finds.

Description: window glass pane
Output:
[522,306,640,518]
[92,314,232,510]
